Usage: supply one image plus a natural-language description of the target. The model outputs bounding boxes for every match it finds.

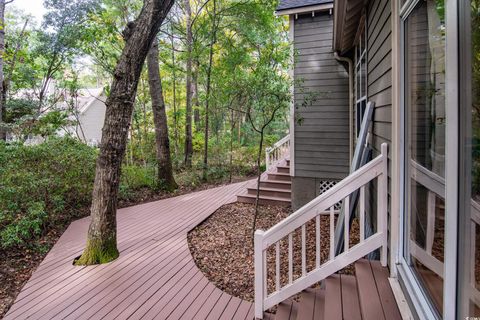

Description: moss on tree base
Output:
[74,238,119,266]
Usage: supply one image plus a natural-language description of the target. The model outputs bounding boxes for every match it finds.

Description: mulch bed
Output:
[188,202,360,302]
[0,177,251,318]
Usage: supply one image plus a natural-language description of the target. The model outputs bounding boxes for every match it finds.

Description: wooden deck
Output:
[4,180,402,320]
[4,181,254,320]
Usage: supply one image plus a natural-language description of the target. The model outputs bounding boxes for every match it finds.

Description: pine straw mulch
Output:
[188,202,360,302]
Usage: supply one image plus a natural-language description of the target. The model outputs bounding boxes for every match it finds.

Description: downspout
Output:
[334,52,354,164]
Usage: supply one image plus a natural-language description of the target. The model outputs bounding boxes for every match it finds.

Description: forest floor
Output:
[0,174,253,318]
[188,202,359,303]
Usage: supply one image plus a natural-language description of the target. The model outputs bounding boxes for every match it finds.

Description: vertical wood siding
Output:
[293,12,350,180]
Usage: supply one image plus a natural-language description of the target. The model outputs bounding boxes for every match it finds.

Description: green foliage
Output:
[0,138,97,249]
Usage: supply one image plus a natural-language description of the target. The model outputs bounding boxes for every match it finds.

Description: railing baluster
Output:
[275,241,280,292]
[426,191,435,255]
[288,233,293,284]
[330,206,335,260]
[344,196,350,252]
[360,186,365,242]
[263,252,267,298]
[316,214,320,268]
[302,224,306,276]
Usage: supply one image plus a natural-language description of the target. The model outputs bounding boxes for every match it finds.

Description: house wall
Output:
[78,96,106,145]
[365,0,393,244]
[291,11,350,210]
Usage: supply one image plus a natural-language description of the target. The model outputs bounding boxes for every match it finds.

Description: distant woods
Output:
[0,0,291,180]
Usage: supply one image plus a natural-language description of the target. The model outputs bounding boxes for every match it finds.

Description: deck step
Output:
[247,187,291,199]
[267,260,401,320]
[259,179,291,190]
[237,194,291,206]
[276,166,290,174]
[267,172,291,182]
[237,158,291,206]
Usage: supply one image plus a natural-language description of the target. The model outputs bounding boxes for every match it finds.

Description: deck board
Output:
[4,182,254,320]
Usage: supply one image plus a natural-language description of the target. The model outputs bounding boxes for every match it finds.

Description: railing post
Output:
[265,149,270,171]
[254,230,265,319]
[378,143,388,267]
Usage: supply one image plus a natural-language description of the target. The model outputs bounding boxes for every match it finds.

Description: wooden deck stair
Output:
[237,159,291,206]
[264,260,402,320]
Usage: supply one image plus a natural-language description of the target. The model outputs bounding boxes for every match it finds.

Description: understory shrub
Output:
[0,138,97,249]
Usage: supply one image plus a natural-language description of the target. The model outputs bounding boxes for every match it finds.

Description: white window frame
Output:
[354,20,367,138]
[397,0,459,319]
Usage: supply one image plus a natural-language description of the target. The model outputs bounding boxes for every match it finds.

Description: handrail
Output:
[254,143,389,318]
[265,134,290,170]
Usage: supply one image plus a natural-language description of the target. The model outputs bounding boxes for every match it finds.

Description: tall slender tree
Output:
[0,0,13,140]
[75,0,175,266]
[183,0,193,167]
[147,37,178,191]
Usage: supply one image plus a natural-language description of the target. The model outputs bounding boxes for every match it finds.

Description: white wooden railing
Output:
[265,134,290,171]
[254,143,388,318]
[410,160,480,306]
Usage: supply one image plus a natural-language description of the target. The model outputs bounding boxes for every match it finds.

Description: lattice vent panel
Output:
[318,180,342,210]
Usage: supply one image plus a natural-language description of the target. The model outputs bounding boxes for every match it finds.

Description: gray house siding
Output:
[363,0,393,236]
[291,11,350,209]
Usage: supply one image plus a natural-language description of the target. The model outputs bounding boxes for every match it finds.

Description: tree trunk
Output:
[229,109,234,183]
[147,38,177,191]
[184,0,193,167]
[203,0,217,180]
[75,0,175,266]
[252,130,264,239]
[0,1,6,140]
[193,65,200,133]
[170,24,179,157]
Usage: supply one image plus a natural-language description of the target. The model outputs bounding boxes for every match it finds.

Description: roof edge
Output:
[275,3,333,16]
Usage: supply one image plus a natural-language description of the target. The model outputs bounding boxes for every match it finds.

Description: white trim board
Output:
[275,4,333,17]
[389,277,415,320]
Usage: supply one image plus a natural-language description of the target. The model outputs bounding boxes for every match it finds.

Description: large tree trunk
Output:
[75,0,175,266]
[184,0,193,167]
[147,38,178,191]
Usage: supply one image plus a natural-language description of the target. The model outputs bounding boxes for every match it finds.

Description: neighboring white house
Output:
[65,88,106,146]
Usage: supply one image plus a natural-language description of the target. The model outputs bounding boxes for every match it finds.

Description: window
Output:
[355,20,367,137]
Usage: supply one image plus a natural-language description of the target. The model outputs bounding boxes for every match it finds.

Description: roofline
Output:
[80,90,106,115]
[275,3,333,16]
[333,0,345,52]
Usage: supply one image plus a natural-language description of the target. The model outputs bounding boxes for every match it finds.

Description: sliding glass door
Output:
[401,0,446,317]
[458,0,480,318]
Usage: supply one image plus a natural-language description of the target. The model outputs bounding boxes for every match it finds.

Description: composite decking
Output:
[4,181,254,320]
[4,181,401,320]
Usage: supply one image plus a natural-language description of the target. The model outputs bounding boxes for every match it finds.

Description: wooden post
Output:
[378,143,388,266]
[265,149,270,171]
[254,230,265,319]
